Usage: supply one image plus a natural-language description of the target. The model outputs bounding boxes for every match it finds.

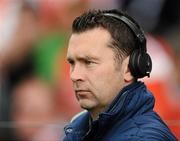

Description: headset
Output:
[103,12,152,78]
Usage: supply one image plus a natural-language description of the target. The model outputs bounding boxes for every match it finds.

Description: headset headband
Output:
[103,13,146,52]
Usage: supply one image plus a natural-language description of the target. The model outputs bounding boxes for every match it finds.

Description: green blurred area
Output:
[32,32,69,83]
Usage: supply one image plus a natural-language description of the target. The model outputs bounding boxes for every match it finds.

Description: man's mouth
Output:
[75,90,91,96]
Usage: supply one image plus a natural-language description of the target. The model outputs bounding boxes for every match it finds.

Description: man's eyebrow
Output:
[75,56,100,63]
[82,55,99,61]
[67,55,99,62]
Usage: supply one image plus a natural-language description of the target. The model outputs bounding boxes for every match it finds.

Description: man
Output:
[63,9,177,141]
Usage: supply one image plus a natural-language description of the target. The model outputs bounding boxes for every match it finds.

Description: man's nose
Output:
[70,65,84,82]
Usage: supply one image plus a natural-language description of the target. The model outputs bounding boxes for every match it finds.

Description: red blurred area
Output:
[145,35,180,139]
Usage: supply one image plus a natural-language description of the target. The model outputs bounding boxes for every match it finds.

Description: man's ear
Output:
[122,56,134,82]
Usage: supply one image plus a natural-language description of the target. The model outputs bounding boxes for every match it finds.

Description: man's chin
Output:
[77,98,97,110]
[80,104,94,110]
[79,101,95,110]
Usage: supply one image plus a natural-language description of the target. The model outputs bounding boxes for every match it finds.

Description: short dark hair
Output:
[72,9,143,63]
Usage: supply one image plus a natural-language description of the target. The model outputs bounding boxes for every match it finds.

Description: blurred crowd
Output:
[0,0,180,140]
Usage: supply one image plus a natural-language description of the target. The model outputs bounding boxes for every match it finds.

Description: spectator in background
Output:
[0,1,39,139]
[10,76,63,141]
[0,0,39,70]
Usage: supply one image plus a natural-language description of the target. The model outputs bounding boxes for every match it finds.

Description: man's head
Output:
[66,9,152,119]
[72,9,152,78]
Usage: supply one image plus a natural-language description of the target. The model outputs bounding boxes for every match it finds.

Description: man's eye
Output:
[85,60,93,65]
[67,60,75,66]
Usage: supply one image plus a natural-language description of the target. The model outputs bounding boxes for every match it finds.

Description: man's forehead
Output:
[67,28,115,60]
[68,29,112,51]
[70,27,112,42]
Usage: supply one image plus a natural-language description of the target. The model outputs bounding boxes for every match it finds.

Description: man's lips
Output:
[75,90,91,95]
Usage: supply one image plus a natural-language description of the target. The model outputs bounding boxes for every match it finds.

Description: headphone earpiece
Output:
[129,50,152,78]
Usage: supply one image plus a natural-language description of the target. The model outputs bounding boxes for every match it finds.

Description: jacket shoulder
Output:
[121,114,178,141]
[136,114,177,140]
[106,113,177,141]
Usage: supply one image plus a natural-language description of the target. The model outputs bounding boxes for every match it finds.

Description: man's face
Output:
[67,28,126,113]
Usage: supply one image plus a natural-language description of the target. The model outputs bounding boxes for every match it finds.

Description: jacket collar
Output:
[64,111,91,140]
[99,81,155,123]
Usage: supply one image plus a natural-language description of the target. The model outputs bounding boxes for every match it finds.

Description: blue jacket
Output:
[63,81,177,141]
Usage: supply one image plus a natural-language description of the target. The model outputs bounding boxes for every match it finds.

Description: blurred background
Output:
[0,0,180,140]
